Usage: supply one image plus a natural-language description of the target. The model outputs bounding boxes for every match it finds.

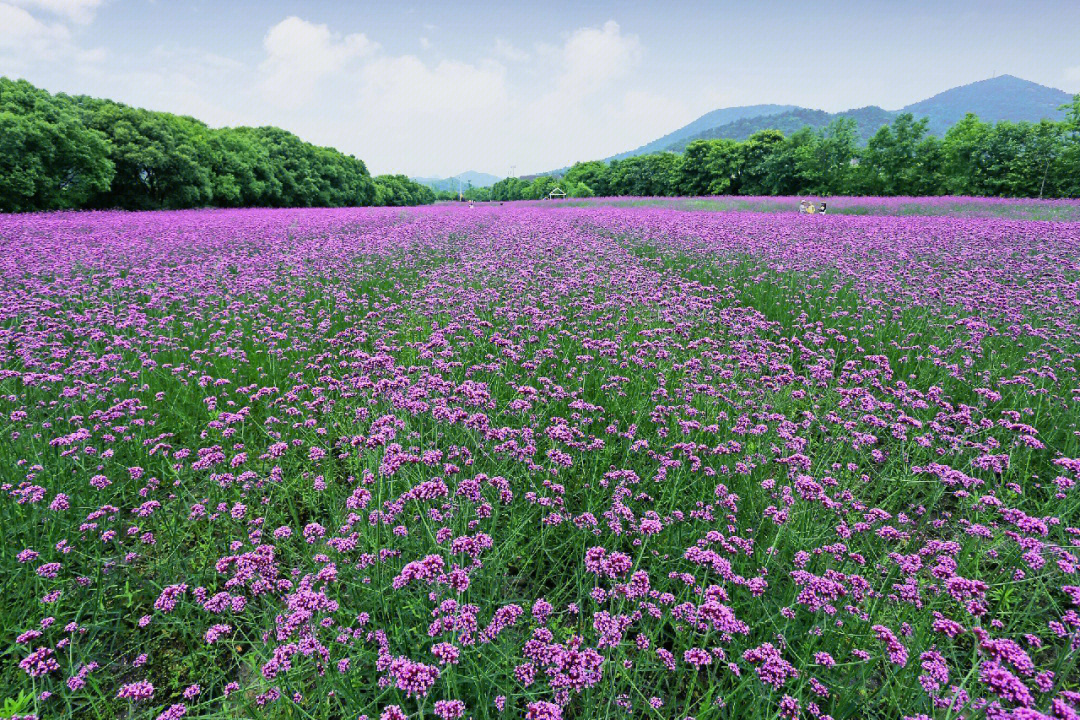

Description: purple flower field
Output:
[2,202,1080,720]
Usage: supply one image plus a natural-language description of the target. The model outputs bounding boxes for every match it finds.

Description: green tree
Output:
[373,175,435,206]
[0,78,114,211]
[676,139,737,195]
[568,182,594,198]
[1060,94,1080,197]
[858,113,938,195]
[83,102,214,209]
[736,129,785,195]
[943,117,1067,198]
[1026,119,1068,198]
[760,127,815,196]
[0,110,114,212]
[525,175,559,200]
[609,153,680,196]
[565,161,612,197]
[809,118,859,194]
[489,177,530,201]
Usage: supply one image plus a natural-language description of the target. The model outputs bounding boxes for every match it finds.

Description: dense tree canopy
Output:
[373,175,436,206]
[1,77,433,212]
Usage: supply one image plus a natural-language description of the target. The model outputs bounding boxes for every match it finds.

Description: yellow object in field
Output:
[807,203,817,214]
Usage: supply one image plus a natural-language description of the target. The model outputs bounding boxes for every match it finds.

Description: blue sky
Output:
[2,0,1079,177]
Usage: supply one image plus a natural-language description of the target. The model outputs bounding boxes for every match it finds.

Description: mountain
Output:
[664,106,897,151]
[605,104,797,161]
[413,171,502,192]
[899,74,1072,137]
[543,104,799,175]
[560,75,1074,169]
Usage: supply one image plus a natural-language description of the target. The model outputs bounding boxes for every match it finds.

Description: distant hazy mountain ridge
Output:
[553,75,1074,171]
[605,104,798,160]
[665,106,898,150]
[901,75,1071,136]
[412,171,502,192]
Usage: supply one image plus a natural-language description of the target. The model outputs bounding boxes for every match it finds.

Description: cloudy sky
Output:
[2,0,1079,177]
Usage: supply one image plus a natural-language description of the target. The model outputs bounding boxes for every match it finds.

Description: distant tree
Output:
[525,175,559,200]
[1011,122,1062,197]
[911,135,946,196]
[735,130,785,195]
[374,175,436,206]
[0,76,415,212]
[704,140,743,195]
[676,140,714,195]
[4,76,1078,211]
[760,127,816,196]
[569,182,594,198]
[565,161,612,197]
[1060,94,1080,197]
[942,116,1068,197]
[81,103,214,209]
[674,139,737,195]
[809,118,859,194]
[462,185,492,202]
[609,153,680,196]
[857,114,937,195]
[489,177,530,201]
[0,78,115,211]
[941,113,992,195]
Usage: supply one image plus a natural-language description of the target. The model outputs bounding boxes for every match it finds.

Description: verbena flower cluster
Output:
[2,202,1079,719]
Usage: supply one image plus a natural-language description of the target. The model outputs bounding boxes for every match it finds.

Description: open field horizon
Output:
[10,194,1080,221]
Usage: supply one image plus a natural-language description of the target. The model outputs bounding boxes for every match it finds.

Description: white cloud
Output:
[0,0,107,71]
[493,38,528,62]
[1064,65,1080,86]
[358,55,507,120]
[332,55,512,176]
[0,2,69,49]
[557,20,641,96]
[259,16,378,108]
[515,19,648,168]
[249,15,513,175]
[75,44,105,63]
[419,36,430,49]
[8,0,101,24]
[613,89,690,139]
[0,0,107,74]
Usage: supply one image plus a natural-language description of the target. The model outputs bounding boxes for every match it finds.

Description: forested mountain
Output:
[0,77,434,212]
[604,104,798,161]
[664,106,898,150]
[901,75,1072,136]
[464,97,1080,203]
[566,75,1074,168]
[541,104,798,176]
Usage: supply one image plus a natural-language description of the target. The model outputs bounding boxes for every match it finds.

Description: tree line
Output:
[5,76,1078,212]
[0,77,436,212]
[460,98,1080,203]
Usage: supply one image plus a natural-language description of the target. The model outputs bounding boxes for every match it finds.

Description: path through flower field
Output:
[3,203,1080,720]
